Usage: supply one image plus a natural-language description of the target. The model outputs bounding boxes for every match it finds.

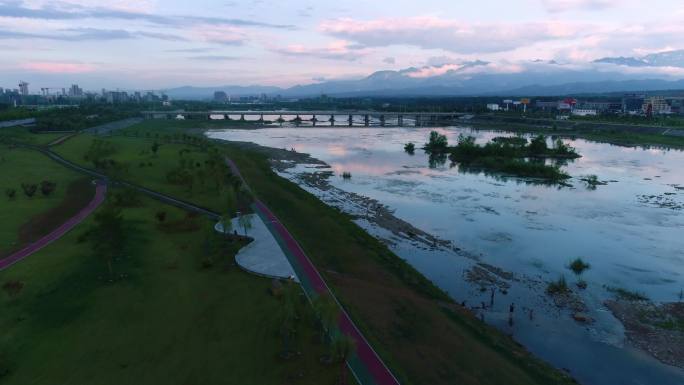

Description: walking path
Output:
[0,182,107,271]
[225,158,401,385]
[214,214,298,281]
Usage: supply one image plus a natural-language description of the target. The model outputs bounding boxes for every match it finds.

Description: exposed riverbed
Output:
[208,126,684,385]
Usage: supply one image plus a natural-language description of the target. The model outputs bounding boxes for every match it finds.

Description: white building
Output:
[572,109,597,116]
[486,103,500,111]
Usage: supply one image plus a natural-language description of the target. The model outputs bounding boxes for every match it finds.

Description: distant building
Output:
[622,93,645,114]
[214,91,228,102]
[536,100,559,110]
[572,109,598,116]
[642,96,671,115]
[69,84,83,97]
[486,103,500,111]
[18,81,29,96]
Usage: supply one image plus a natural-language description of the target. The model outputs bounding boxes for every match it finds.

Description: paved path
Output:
[0,182,107,271]
[225,158,401,385]
[214,214,298,281]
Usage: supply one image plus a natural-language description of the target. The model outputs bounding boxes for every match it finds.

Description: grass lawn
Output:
[0,127,67,146]
[0,193,343,384]
[0,146,83,255]
[53,134,234,214]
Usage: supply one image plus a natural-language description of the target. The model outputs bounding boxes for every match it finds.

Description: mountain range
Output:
[164,50,684,99]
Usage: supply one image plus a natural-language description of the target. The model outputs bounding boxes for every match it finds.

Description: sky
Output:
[1,0,684,91]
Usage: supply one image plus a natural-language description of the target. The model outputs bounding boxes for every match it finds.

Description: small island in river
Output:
[416,131,580,182]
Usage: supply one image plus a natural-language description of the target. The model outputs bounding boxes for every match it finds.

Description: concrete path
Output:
[214,214,298,281]
[0,182,107,271]
[225,157,401,385]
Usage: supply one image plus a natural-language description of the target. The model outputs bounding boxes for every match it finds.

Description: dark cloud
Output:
[0,27,186,41]
[188,55,241,61]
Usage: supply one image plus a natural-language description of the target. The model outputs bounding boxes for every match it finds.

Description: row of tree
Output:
[5,181,56,199]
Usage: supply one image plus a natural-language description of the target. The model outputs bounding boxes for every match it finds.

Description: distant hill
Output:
[164,53,684,99]
[594,50,684,68]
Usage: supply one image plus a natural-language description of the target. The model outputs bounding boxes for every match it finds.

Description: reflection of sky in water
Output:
[209,126,684,302]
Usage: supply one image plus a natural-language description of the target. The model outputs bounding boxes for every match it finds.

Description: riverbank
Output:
[466,117,684,149]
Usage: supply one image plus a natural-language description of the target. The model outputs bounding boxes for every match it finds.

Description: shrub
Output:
[40,180,57,196]
[5,188,16,200]
[341,171,352,179]
[404,142,415,154]
[2,280,24,298]
[546,275,570,295]
[568,257,590,276]
[155,211,167,222]
[20,183,37,198]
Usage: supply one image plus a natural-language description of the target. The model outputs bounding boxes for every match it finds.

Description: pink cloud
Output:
[22,61,96,73]
[319,17,586,54]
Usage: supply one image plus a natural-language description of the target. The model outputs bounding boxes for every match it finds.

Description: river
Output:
[208,126,684,385]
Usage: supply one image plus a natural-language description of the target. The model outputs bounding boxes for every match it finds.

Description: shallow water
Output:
[208,126,684,385]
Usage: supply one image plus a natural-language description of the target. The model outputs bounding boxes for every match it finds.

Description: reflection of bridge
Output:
[141,110,468,127]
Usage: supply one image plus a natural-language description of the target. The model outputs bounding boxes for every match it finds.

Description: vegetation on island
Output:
[568,257,591,289]
[403,142,415,154]
[419,131,578,181]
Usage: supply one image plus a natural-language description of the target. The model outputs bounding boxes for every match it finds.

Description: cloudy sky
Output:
[1,0,683,90]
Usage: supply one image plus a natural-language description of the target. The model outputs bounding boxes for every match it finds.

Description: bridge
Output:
[141,110,470,127]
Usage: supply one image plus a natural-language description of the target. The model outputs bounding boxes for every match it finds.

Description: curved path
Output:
[226,158,401,385]
[0,182,107,271]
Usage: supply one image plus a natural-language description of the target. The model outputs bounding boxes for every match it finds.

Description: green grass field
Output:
[53,134,233,214]
[0,127,66,146]
[0,193,342,384]
[0,146,82,254]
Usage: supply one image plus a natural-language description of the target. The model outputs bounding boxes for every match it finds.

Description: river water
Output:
[208,126,684,385]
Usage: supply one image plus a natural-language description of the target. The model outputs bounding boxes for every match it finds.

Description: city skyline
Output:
[2,0,684,89]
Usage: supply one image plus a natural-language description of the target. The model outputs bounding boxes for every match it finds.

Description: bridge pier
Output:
[329,115,335,126]
[348,114,353,126]
[380,114,386,127]
[398,115,403,126]
[312,114,317,126]
[240,114,245,121]
[364,114,370,126]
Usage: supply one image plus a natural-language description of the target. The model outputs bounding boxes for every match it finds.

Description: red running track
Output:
[0,182,107,271]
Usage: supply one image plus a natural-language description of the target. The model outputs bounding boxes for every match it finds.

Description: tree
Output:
[40,180,56,196]
[529,135,548,155]
[424,131,448,152]
[219,214,233,236]
[312,294,339,343]
[89,204,126,278]
[155,211,167,222]
[279,281,302,358]
[238,214,253,236]
[20,183,37,198]
[331,334,356,385]
[5,188,16,200]
[403,142,415,154]
[151,141,160,155]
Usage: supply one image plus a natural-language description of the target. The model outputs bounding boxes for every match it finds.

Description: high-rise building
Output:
[68,84,83,97]
[214,91,228,102]
[18,81,29,96]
